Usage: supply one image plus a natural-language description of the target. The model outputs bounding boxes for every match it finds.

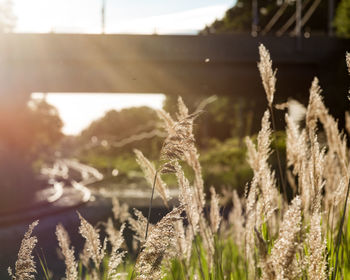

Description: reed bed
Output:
[8,45,350,280]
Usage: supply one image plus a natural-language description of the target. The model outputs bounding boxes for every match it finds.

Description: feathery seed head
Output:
[105,219,125,251]
[307,212,327,280]
[245,136,259,172]
[157,98,200,164]
[112,197,130,223]
[174,220,193,264]
[229,190,245,248]
[175,163,200,233]
[9,220,39,280]
[135,206,184,280]
[128,208,149,243]
[112,197,120,220]
[106,222,126,280]
[270,196,302,279]
[176,96,189,120]
[156,109,177,136]
[258,44,277,106]
[246,110,279,221]
[258,110,272,162]
[345,111,350,135]
[78,213,105,268]
[56,224,78,280]
[285,113,307,175]
[209,186,221,233]
[306,77,324,133]
[134,149,170,207]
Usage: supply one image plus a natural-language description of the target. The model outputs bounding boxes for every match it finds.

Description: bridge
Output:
[0,33,349,104]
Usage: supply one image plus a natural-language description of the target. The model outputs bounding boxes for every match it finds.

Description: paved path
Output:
[0,183,178,279]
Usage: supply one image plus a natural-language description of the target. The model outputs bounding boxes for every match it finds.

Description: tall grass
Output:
[8,47,350,280]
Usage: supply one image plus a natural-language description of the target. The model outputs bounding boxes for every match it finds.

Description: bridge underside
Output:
[0,33,349,103]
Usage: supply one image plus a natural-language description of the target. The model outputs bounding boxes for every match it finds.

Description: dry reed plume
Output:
[78,212,106,269]
[55,224,78,280]
[258,44,276,107]
[8,220,39,280]
[134,149,169,207]
[134,206,184,279]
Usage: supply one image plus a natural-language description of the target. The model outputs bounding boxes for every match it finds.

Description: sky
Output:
[11,0,234,135]
[12,0,234,34]
[32,93,166,135]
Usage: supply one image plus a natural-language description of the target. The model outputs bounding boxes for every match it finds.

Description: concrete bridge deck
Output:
[0,33,349,102]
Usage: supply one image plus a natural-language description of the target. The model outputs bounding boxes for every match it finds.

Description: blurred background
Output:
[0,0,349,277]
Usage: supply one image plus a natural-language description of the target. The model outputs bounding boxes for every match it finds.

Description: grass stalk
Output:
[145,170,158,240]
[193,234,207,280]
[269,105,288,201]
[332,181,350,280]
[36,249,50,280]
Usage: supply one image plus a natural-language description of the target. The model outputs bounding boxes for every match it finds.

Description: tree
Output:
[0,98,63,161]
[0,0,16,33]
[27,98,64,160]
[202,0,330,35]
[77,106,162,158]
[0,97,63,212]
[334,0,350,38]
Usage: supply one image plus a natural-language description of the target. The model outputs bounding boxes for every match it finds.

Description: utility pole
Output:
[252,0,259,36]
[101,0,106,34]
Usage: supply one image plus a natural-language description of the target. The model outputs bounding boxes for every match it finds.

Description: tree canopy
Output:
[0,98,63,161]
[202,0,332,36]
[76,106,162,158]
[334,0,350,37]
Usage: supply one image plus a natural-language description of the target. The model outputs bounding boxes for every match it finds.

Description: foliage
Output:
[200,138,252,194]
[201,130,286,195]
[27,98,64,161]
[78,106,161,154]
[81,132,286,196]
[334,0,350,38]
[0,98,63,162]
[202,0,329,35]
